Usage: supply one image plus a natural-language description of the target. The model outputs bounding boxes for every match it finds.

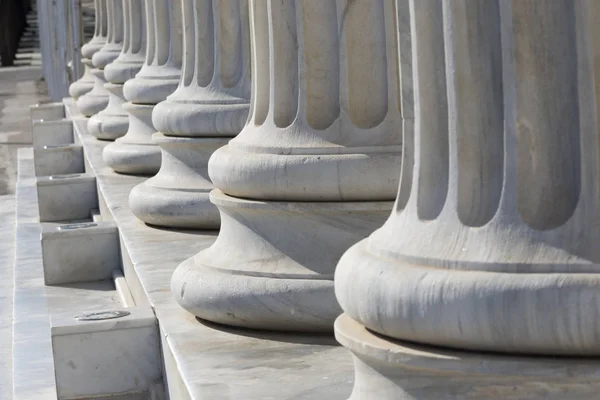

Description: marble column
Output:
[77,0,124,117]
[89,0,147,140]
[103,0,183,175]
[69,0,108,99]
[129,0,251,229]
[334,1,600,398]
[171,0,403,332]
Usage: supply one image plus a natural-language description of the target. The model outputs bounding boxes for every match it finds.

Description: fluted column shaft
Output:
[70,0,108,99]
[334,1,600,398]
[77,0,124,117]
[171,0,404,332]
[208,0,402,201]
[89,0,147,140]
[129,0,251,228]
[103,0,183,175]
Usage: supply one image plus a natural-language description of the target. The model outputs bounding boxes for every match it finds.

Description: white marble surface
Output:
[51,306,161,400]
[31,119,74,148]
[104,0,183,175]
[173,0,401,332]
[33,144,84,177]
[0,194,14,400]
[36,174,98,222]
[335,314,600,400]
[29,102,65,123]
[130,0,251,229]
[13,149,58,400]
[71,0,108,99]
[13,147,145,399]
[41,221,120,285]
[65,97,355,399]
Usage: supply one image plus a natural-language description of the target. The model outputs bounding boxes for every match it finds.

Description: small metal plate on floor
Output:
[49,173,82,180]
[75,310,130,321]
[59,223,98,230]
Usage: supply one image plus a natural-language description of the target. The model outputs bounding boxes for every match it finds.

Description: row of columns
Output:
[70,0,600,397]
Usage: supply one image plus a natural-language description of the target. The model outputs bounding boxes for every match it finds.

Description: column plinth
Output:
[129,0,250,229]
[88,83,129,140]
[70,59,97,100]
[171,0,403,332]
[77,0,124,117]
[129,134,225,228]
[77,68,110,117]
[71,0,108,99]
[102,102,158,174]
[171,190,390,331]
[335,314,600,400]
[90,0,146,140]
[335,0,600,396]
[104,0,182,175]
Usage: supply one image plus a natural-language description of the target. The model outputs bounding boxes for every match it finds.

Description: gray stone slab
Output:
[0,194,15,400]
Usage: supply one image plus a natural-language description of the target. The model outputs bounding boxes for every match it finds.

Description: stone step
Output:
[13,146,162,400]
[0,194,15,400]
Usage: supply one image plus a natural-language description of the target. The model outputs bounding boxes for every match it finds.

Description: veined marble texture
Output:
[130,0,251,229]
[103,0,183,175]
[70,0,108,99]
[89,0,147,140]
[335,0,600,397]
[172,0,406,332]
[77,0,124,117]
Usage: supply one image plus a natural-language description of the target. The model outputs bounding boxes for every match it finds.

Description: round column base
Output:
[88,114,129,141]
[334,314,600,400]
[129,183,218,229]
[76,93,109,117]
[103,141,161,175]
[129,135,228,229]
[81,38,105,59]
[171,190,392,332]
[123,75,180,104]
[87,83,129,140]
[103,103,160,175]
[91,48,120,70]
[81,41,104,59]
[69,80,94,99]
[104,61,143,85]
[77,68,109,117]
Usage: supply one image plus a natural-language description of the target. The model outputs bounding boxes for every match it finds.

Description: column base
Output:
[70,58,95,99]
[87,83,128,141]
[334,314,600,400]
[81,38,105,59]
[123,74,180,104]
[102,103,160,175]
[69,80,94,100]
[103,142,161,176]
[104,60,144,85]
[171,190,391,332]
[128,135,227,229]
[76,68,109,117]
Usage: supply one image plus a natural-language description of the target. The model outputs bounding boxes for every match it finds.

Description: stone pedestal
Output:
[171,0,404,332]
[69,60,96,101]
[70,0,108,99]
[103,0,183,175]
[89,0,146,140]
[335,315,600,400]
[77,0,124,117]
[129,0,250,229]
[334,0,600,397]
[87,83,129,140]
